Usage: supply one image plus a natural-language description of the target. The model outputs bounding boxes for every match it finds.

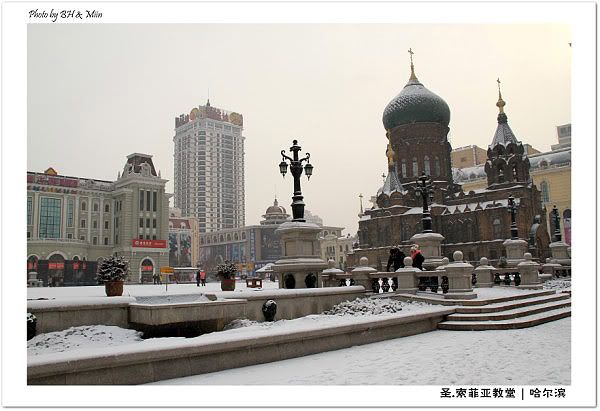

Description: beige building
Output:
[27,154,171,286]
[451,145,488,168]
[319,233,357,270]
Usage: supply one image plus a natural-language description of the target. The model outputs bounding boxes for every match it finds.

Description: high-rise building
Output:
[173,100,245,233]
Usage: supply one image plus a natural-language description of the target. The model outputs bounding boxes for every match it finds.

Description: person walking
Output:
[200,270,206,286]
[411,244,425,270]
[196,269,201,287]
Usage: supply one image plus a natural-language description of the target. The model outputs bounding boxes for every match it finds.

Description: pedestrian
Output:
[200,270,206,286]
[196,269,201,287]
[386,246,405,272]
[411,244,425,270]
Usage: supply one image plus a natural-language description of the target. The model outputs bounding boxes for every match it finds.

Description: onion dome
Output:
[382,50,450,130]
[265,198,286,215]
[490,78,518,147]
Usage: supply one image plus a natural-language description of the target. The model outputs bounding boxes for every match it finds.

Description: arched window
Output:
[434,156,441,176]
[492,218,502,239]
[104,204,110,213]
[498,166,505,183]
[241,232,246,240]
[93,203,99,212]
[219,235,224,242]
[540,181,550,203]
[81,201,87,211]
[234,233,239,241]
[412,157,418,176]
[424,156,431,176]
[226,234,231,241]
[512,165,518,181]
[401,159,407,177]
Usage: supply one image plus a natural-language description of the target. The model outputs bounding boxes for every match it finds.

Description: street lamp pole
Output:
[415,172,434,233]
[551,205,562,242]
[279,139,313,222]
[507,195,519,239]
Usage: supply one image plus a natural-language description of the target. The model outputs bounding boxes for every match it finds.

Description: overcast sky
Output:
[27,24,570,234]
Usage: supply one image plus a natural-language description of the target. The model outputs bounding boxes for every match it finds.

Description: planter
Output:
[220,278,236,291]
[104,280,124,297]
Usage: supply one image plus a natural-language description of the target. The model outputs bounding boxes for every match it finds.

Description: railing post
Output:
[516,253,542,289]
[394,256,420,294]
[440,251,477,300]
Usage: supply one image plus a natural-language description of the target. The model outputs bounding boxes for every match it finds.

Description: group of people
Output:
[387,244,425,272]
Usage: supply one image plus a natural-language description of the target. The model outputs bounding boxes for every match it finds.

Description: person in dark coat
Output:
[196,269,201,287]
[386,246,406,272]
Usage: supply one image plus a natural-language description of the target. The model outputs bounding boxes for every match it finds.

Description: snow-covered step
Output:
[454,293,570,314]
[446,299,571,321]
[394,290,555,306]
[437,307,571,331]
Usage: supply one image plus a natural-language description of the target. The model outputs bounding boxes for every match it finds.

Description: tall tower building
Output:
[173,100,245,233]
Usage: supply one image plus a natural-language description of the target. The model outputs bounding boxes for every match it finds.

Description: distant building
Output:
[319,233,357,270]
[198,199,344,276]
[173,100,245,233]
[168,207,199,268]
[451,145,488,168]
[551,123,571,151]
[27,154,171,285]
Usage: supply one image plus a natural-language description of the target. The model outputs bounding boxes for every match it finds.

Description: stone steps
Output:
[454,293,570,314]
[446,298,571,321]
[438,306,571,330]
[394,289,555,306]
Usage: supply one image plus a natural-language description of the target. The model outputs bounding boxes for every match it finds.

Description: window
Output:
[153,191,157,212]
[67,233,72,239]
[104,204,110,213]
[412,157,418,176]
[139,218,143,228]
[80,219,86,228]
[152,219,157,228]
[67,198,74,227]
[492,218,502,239]
[80,235,86,241]
[104,237,109,245]
[93,220,97,229]
[424,156,431,176]
[27,197,33,225]
[93,203,99,212]
[152,235,157,240]
[540,181,550,203]
[146,218,150,228]
[146,191,151,211]
[27,231,31,238]
[93,237,98,245]
[401,159,407,177]
[104,221,109,230]
[81,201,86,211]
[140,190,144,210]
[434,156,441,176]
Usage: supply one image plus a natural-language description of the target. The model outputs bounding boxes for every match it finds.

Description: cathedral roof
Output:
[489,79,519,147]
[265,198,287,215]
[377,169,405,197]
[382,53,450,131]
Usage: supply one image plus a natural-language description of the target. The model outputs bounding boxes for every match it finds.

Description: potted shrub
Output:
[217,260,237,291]
[97,256,129,297]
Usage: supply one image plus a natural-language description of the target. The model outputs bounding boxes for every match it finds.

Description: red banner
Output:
[27,262,33,270]
[132,239,167,248]
[73,262,80,270]
[48,262,65,270]
[141,265,154,271]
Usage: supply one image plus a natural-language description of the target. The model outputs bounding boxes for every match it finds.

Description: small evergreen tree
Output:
[96,256,129,283]
[216,260,237,280]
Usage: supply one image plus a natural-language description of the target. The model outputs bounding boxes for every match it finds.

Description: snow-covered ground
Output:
[543,277,571,292]
[153,318,571,385]
[27,280,280,300]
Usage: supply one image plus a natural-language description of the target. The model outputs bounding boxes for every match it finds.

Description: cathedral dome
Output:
[382,77,450,131]
[265,198,286,215]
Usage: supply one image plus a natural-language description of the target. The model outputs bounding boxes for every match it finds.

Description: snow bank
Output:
[543,277,571,292]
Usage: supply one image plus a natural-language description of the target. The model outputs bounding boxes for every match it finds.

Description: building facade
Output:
[455,128,571,244]
[168,207,199,268]
[27,154,170,286]
[173,100,245,232]
[319,233,358,270]
[349,59,551,269]
[198,199,344,276]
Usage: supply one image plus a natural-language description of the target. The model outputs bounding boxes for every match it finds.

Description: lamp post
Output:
[507,195,519,239]
[551,205,562,242]
[415,172,434,233]
[279,139,313,222]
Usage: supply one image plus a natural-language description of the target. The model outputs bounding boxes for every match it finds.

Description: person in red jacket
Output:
[200,270,206,286]
[410,244,425,271]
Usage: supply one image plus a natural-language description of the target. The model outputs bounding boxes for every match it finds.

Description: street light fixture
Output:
[279,139,313,222]
[507,194,519,239]
[415,172,434,233]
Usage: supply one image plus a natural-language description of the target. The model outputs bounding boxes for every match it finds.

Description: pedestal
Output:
[273,222,327,289]
[517,253,542,289]
[410,232,445,269]
[395,257,420,294]
[549,241,571,266]
[321,259,346,287]
[442,251,477,299]
[473,257,495,287]
[351,256,377,292]
[503,239,528,267]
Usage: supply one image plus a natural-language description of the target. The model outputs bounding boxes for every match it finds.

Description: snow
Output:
[471,287,547,299]
[543,277,571,292]
[28,325,144,356]
[28,298,442,362]
[152,318,571,385]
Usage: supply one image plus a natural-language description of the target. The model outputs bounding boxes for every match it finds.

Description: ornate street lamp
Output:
[279,139,313,222]
[551,205,562,242]
[507,194,519,239]
[415,172,434,233]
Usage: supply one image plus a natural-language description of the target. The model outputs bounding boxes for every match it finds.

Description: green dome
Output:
[382,78,450,130]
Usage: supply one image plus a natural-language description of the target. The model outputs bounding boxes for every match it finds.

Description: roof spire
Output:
[496,78,506,114]
[206,88,211,107]
[408,48,418,81]
[358,193,364,217]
